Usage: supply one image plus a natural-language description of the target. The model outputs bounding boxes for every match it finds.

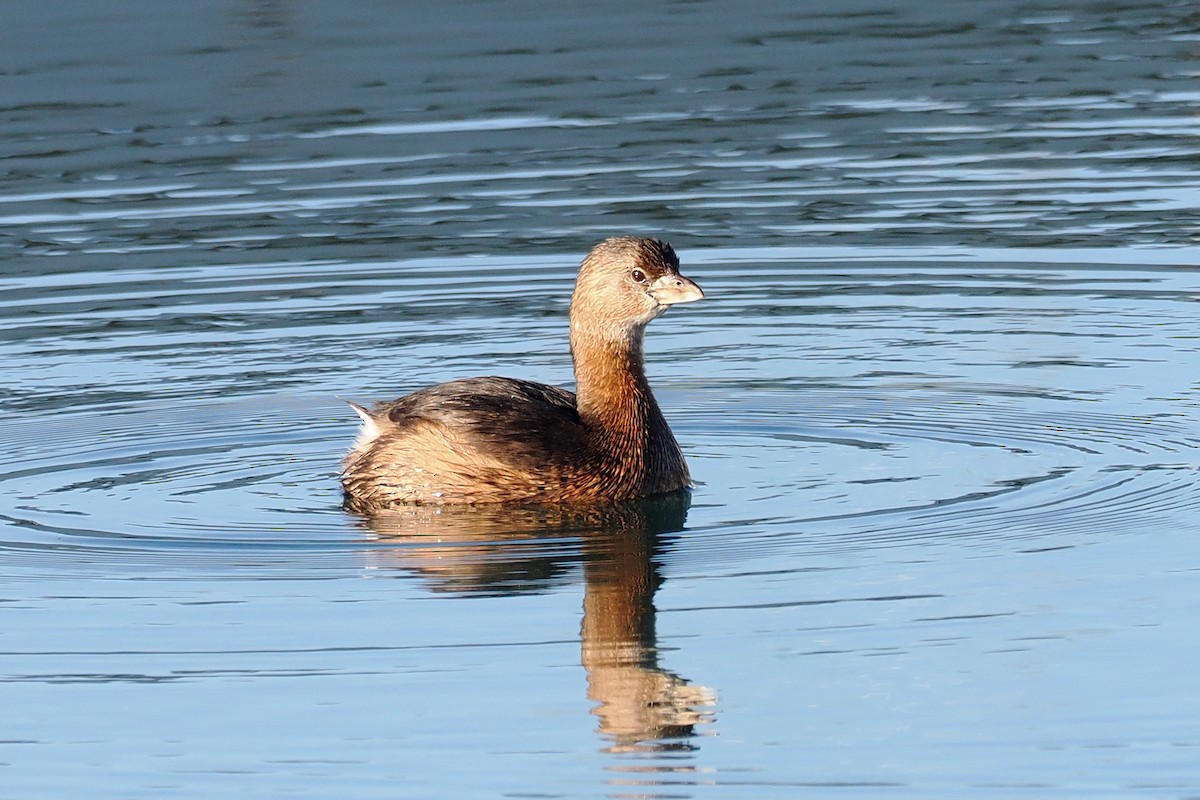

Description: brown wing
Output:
[372,376,585,471]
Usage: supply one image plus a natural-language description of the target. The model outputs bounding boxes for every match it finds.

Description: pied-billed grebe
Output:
[342,236,703,510]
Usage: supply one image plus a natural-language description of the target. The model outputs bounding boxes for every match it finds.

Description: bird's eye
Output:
[631,269,646,283]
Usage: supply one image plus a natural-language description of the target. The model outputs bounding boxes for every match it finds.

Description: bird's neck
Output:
[569,317,689,497]
[570,322,662,442]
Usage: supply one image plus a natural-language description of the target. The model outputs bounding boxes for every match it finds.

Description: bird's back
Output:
[342,377,589,508]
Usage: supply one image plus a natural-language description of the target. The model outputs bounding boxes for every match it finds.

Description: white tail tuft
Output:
[345,400,381,448]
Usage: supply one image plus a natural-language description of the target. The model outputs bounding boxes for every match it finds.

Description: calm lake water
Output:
[3,1,1199,797]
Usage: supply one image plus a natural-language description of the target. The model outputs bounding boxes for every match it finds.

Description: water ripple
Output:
[1,383,1195,580]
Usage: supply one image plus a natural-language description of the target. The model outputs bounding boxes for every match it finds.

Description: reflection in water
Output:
[581,505,716,756]
[358,493,716,770]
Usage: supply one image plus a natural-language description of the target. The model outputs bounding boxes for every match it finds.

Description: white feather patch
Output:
[346,400,381,448]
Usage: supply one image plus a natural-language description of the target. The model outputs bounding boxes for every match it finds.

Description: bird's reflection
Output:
[356,491,716,759]
[579,497,717,754]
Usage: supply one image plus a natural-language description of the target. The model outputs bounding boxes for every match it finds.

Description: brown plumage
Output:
[341,236,704,511]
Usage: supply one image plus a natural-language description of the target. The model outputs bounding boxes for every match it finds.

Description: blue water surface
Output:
[2,1,1199,798]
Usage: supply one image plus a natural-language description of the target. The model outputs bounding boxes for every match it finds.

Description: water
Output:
[3,1,1199,797]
